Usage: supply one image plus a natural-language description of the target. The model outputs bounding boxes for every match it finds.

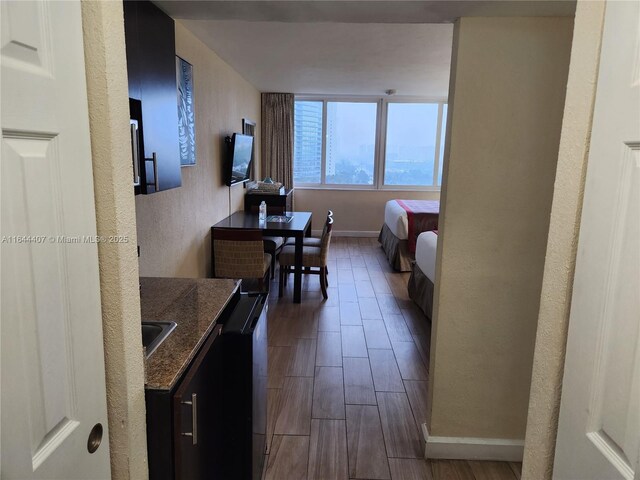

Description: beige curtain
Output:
[261,93,294,189]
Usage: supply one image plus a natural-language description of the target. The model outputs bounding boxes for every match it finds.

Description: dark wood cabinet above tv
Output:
[124,0,182,194]
[245,188,294,215]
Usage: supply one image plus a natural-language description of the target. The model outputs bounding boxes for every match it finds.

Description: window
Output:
[293,97,447,189]
[384,103,439,186]
[326,102,377,185]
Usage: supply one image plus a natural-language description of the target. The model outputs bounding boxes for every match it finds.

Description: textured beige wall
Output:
[81,2,148,478]
[429,17,573,440]
[522,3,605,478]
[135,22,261,277]
[295,189,440,234]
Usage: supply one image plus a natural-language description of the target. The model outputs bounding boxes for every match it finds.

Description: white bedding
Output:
[384,200,408,240]
[416,231,438,282]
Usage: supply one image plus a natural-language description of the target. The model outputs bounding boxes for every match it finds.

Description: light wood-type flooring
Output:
[263,237,522,480]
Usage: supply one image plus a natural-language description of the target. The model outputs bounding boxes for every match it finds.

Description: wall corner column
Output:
[521,2,606,478]
[80,1,149,479]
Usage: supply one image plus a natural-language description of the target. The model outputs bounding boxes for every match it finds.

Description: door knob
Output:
[87,423,103,454]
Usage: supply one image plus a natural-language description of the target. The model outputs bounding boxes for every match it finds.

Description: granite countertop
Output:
[140,276,240,390]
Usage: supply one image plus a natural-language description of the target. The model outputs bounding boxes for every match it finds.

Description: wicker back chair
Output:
[279,217,334,299]
[212,228,271,291]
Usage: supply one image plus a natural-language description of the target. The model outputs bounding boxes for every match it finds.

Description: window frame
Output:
[294,94,447,191]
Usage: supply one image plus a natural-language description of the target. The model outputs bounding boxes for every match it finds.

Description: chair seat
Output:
[279,245,324,268]
[263,236,285,251]
[285,237,322,247]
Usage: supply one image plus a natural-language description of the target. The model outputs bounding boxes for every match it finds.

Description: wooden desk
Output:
[212,211,312,303]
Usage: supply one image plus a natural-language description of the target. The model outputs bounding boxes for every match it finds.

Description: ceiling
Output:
[155,1,576,97]
[176,21,453,96]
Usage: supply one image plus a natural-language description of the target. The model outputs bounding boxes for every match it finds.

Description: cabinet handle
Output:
[181,393,198,445]
[151,152,159,191]
[131,123,140,186]
[145,152,159,191]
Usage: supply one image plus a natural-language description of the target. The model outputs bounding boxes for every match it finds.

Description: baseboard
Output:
[422,424,524,462]
[315,230,379,238]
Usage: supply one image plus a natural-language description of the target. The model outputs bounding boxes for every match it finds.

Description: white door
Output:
[1,1,111,478]
[553,1,640,479]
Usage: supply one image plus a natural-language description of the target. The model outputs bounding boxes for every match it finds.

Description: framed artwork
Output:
[242,118,256,137]
[176,56,196,166]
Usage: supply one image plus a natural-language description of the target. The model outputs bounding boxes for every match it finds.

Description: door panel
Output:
[553,1,640,479]
[596,144,639,470]
[1,1,111,478]
[0,1,52,76]
[2,134,79,468]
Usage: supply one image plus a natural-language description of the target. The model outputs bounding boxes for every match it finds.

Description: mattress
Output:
[384,200,409,240]
[415,231,438,282]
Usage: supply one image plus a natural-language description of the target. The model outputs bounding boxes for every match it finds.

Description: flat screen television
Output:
[227,133,254,186]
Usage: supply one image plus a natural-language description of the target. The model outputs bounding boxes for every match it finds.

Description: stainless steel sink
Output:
[142,321,177,359]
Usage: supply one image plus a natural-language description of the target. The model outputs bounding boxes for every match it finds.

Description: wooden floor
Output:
[263,237,521,480]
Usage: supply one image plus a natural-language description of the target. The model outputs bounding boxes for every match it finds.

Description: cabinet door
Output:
[123,0,141,100]
[127,0,182,193]
[173,325,224,480]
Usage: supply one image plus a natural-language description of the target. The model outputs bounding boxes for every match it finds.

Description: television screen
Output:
[228,133,253,185]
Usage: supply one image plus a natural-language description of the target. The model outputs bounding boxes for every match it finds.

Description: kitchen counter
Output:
[140,276,240,390]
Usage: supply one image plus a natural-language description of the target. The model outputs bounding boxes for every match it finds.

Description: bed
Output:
[408,231,438,318]
[378,199,439,271]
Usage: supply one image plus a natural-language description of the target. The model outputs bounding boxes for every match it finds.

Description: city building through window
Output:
[293,97,447,189]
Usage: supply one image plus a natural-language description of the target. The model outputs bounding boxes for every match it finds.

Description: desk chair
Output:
[212,228,271,292]
[285,210,333,248]
[279,217,333,299]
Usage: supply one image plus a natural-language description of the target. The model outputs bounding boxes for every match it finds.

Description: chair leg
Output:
[324,266,329,287]
[284,265,289,286]
[320,268,328,300]
[278,266,284,298]
[271,251,277,280]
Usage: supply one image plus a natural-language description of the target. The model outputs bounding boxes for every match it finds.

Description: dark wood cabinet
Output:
[123,0,141,100]
[244,188,294,214]
[124,0,181,194]
[145,291,267,480]
[173,324,225,480]
[146,323,225,480]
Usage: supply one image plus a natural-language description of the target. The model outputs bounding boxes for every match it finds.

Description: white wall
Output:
[82,9,264,478]
[295,188,439,235]
[135,22,261,278]
[522,3,605,478]
[428,17,573,442]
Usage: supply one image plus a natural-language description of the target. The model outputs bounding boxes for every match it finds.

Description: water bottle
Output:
[259,201,267,222]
